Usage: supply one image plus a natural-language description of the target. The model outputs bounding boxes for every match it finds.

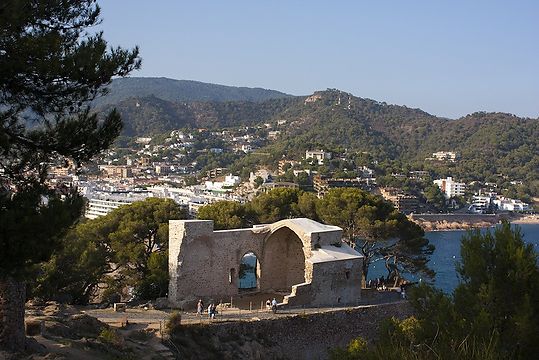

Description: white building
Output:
[493,197,530,212]
[468,195,493,214]
[433,177,466,199]
[204,174,241,192]
[86,191,150,219]
[431,151,459,162]
[305,150,332,165]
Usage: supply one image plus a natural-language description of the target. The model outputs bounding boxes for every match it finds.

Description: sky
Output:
[97,0,539,119]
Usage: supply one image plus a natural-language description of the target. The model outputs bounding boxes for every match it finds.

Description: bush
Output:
[165,312,182,335]
[98,328,125,348]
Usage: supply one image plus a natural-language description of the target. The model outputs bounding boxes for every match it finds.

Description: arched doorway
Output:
[238,251,259,291]
[260,227,306,292]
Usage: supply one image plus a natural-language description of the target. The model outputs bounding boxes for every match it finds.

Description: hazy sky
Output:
[98,0,538,119]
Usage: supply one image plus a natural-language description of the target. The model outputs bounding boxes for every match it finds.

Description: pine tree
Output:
[0,0,140,352]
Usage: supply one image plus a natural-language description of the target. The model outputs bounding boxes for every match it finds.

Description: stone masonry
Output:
[168,218,364,307]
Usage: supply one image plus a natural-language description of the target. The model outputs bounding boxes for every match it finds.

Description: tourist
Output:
[271,298,278,314]
[208,303,215,319]
[211,303,218,318]
[266,299,271,311]
[197,299,204,316]
[401,286,406,299]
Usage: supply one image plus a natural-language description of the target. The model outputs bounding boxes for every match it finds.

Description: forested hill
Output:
[99,96,302,136]
[98,87,538,184]
[93,77,292,107]
[262,90,538,183]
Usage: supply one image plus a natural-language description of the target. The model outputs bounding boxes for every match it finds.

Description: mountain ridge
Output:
[94,77,292,107]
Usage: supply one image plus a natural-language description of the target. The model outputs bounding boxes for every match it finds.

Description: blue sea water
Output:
[368,223,539,293]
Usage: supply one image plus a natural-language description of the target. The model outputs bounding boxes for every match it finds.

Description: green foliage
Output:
[0,0,140,279]
[453,222,539,357]
[247,188,303,223]
[34,198,187,303]
[333,223,539,359]
[317,188,433,284]
[329,337,369,360]
[165,312,182,335]
[98,328,124,348]
[423,184,446,211]
[197,201,247,230]
[253,176,264,188]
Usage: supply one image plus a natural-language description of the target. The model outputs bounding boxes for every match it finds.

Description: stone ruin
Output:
[168,218,364,307]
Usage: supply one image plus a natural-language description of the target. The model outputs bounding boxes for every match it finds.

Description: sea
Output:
[368,223,539,293]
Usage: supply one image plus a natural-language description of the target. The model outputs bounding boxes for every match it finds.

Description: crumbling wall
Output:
[169,220,267,306]
[169,219,364,308]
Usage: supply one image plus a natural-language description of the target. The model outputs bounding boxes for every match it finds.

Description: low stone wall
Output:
[173,301,413,360]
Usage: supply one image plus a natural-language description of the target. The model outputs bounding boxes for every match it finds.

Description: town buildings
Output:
[428,151,459,162]
[433,177,466,198]
[305,150,332,165]
[379,188,419,214]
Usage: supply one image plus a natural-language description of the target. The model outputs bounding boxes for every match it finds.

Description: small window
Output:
[345,270,350,280]
[229,268,236,284]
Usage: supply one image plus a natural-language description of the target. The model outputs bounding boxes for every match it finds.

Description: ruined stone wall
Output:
[169,220,268,306]
[285,257,362,307]
[174,301,414,360]
[169,219,364,308]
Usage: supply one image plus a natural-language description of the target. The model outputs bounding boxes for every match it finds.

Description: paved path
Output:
[84,300,408,327]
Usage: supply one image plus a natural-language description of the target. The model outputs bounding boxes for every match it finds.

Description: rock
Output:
[26,319,44,336]
[153,297,169,310]
[43,302,64,317]
[65,314,109,338]
[176,296,197,310]
[25,337,47,355]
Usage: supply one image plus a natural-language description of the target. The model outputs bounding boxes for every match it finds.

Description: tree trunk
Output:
[0,275,26,352]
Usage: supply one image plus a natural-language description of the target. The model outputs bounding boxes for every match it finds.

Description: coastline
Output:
[409,213,539,232]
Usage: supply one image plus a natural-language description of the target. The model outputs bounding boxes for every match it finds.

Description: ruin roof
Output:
[309,244,363,263]
[272,218,342,234]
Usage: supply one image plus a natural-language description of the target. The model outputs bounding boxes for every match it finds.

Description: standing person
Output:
[208,303,213,319]
[197,299,204,316]
[401,285,406,299]
[211,303,218,318]
[266,299,271,311]
[271,298,278,314]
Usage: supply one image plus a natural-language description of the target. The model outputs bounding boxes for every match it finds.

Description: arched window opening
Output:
[239,252,258,291]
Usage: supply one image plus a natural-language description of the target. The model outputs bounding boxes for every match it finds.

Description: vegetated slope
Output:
[99,96,302,136]
[94,77,292,107]
[247,89,539,185]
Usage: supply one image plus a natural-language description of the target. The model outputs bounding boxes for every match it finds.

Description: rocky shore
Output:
[409,213,538,232]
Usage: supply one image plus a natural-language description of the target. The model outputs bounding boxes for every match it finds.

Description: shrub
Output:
[165,312,182,335]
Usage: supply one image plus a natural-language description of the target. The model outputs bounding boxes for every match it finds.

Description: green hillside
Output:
[98,87,538,191]
[99,95,300,136]
[239,89,538,188]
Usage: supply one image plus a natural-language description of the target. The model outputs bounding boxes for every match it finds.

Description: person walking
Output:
[271,298,278,314]
[197,299,204,316]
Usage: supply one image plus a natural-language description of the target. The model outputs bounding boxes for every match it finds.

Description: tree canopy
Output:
[331,222,539,359]
[0,0,140,278]
[0,0,140,351]
[317,188,433,285]
[34,198,187,303]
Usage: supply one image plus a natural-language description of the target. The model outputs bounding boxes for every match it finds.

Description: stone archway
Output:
[260,226,306,292]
